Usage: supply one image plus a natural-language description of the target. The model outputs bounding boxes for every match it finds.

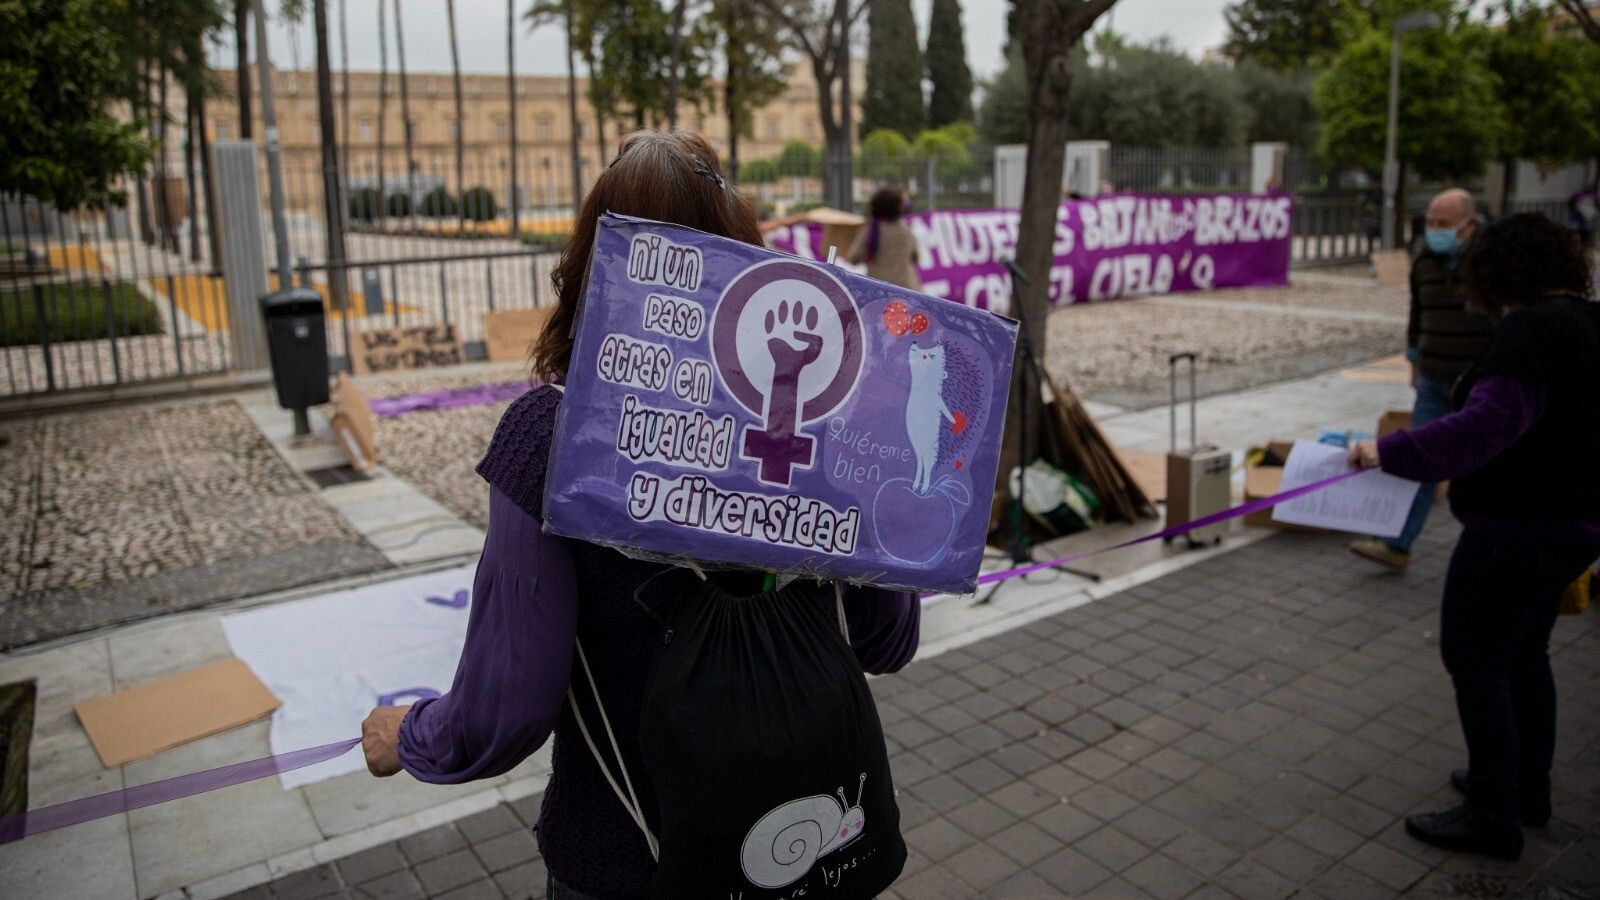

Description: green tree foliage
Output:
[1314,22,1501,180]
[348,187,382,221]
[1234,61,1318,145]
[1068,37,1249,147]
[977,47,1028,146]
[925,0,974,128]
[461,186,498,221]
[860,0,924,138]
[1485,1,1600,169]
[419,187,458,217]
[1223,0,1361,70]
[859,128,914,181]
[0,0,151,209]
[775,141,822,177]
[711,0,787,177]
[915,122,978,180]
[738,158,780,184]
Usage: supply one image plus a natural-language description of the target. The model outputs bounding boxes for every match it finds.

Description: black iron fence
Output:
[1291,195,1379,266]
[1,190,231,399]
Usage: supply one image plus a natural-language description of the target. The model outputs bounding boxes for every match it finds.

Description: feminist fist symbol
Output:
[743,299,826,485]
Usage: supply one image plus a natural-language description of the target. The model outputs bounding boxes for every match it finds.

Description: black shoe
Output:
[1448,769,1550,828]
[1405,804,1523,860]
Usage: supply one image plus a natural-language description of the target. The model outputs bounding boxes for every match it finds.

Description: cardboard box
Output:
[1377,409,1411,437]
[484,307,554,363]
[328,372,379,470]
[74,659,279,768]
[1243,439,1326,532]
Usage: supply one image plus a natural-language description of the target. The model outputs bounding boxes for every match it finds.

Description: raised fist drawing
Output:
[765,299,824,372]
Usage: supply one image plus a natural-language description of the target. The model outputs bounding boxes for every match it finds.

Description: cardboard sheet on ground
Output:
[221,564,475,788]
[544,214,1018,594]
[1271,440,1421,538]
[74,659,280,768]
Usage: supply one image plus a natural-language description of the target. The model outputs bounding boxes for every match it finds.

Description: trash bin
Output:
[261,288,329,433]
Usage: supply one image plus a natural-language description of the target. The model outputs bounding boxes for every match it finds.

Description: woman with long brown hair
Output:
[847,187,923,290]
[358,131,920,899]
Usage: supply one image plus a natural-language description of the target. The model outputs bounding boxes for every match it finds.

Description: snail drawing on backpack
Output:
[740,773,867,890]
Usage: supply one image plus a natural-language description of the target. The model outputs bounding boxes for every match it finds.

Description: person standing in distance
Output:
[1350,188,1492,571]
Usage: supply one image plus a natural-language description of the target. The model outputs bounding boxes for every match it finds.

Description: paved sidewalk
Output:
[229,517,1600,899]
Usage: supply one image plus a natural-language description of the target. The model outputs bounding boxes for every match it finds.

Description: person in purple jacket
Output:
[1348,213,1600,861]
[358,131,921,900]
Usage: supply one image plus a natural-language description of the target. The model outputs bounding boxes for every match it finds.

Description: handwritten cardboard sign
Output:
[350,324,464,374]
[543,214,1018,594]
[484,307,554,363]
[327,372,379,470]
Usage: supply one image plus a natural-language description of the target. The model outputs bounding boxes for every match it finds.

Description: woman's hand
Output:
[1347,439,1381,470]
[362,705,410,777]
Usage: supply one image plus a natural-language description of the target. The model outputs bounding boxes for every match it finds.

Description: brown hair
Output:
[1462,212,1593,317]
[868,187,905,222]
[531,130,763,382]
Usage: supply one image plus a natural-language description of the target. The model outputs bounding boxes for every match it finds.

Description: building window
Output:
[448,118,460,140]
[310,121,321,142]
[577,120,588,138]
[359,120,374,141]
[764,117,778,139]
[536,116,552,140]
[216,123,231,140]
[406,119,418,141]
[492,120,507,140]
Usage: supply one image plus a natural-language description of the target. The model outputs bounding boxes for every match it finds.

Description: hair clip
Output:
[694,165,728,190]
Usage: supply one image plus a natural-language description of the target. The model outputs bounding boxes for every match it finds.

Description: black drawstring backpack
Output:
[568,578,907,899]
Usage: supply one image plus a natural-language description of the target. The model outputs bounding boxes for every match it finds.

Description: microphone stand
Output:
[974,259,1074,605]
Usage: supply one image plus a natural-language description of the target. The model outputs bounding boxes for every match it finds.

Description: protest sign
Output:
[484,307,554,362]
[350,324,464,374]
[544,214,1018,594]
[766,192,1293,311]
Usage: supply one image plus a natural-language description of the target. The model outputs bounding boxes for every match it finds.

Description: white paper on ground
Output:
[221,563,476,788]
[1271,439,1422,538]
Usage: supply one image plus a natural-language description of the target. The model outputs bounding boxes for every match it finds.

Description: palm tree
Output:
[392,0,417,227]
[527,0,586,209]
[447,0,466,233]
[312,0,348,309]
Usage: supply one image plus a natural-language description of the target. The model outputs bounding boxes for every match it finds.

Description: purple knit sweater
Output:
[397,386,921,898]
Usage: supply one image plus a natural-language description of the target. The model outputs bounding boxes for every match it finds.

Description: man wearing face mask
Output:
[1351,188,1493,571]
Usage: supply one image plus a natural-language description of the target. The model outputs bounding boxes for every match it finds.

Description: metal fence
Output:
[1,188,232,398]
[1107,146,1253,195]
[1291,195,1379,266]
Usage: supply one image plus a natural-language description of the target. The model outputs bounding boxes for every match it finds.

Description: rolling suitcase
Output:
[1164,353,1230,547]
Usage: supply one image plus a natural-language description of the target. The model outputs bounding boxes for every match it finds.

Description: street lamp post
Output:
[1381,11,1442,250]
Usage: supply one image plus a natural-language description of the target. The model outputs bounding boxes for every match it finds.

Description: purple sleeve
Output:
[1377,375,1545,483]
[397,487,579,784]
[842,586,920,675]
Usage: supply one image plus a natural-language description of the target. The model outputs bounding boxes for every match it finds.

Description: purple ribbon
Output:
[368,381,531,418]
[0,466,1368,845]
[0,738,359,845]
[969,467,1365,588]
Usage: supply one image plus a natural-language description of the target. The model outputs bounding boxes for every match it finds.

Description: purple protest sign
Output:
[766,192,1294,311]
[542,213,1018,594]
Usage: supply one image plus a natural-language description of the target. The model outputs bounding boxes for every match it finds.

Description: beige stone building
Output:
[204,63,857,212]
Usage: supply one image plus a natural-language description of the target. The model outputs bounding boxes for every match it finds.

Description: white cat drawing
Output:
[905,342,955,494]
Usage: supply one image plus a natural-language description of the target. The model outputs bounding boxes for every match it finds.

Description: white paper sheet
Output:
[1271,439,1422,538]
[221,564,476,788]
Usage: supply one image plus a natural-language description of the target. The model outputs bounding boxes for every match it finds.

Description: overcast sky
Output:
[224,0,1234,83]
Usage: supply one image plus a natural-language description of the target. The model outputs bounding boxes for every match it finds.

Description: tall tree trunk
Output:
[339,0,352,206]
[835,1,852,210]
[1001,0,1120,499]
[156,66,178,253]
[376,0,388,229]
[506,0,521,234]
[393,0,417,225]
[197,90,222,269]
[664,0,690,129]
[235,0,253,138]
[137,59,155,243]
[185,84,202,261]
[315,0,349,311]
[726,77,740,180]
[564,0,583,206]
[448,0,466,232]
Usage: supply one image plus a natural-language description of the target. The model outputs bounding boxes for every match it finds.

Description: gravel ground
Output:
[352,362,535,529]
[0,400,386,648]
[1046,278,1406,411]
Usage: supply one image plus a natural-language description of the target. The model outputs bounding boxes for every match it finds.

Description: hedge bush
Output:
[461,186,498,222]
[419,187,458,217]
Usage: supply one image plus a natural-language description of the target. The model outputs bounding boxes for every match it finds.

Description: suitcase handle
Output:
[1169,352,1198,453]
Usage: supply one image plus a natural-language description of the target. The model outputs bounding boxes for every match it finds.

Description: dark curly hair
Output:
[1462,213,1592,316]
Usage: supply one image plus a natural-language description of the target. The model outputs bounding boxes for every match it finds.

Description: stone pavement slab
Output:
[235,516,1599,898]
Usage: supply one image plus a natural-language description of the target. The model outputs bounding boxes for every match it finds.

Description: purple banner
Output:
[543,214,1018,595]
[765,193,1294,311]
